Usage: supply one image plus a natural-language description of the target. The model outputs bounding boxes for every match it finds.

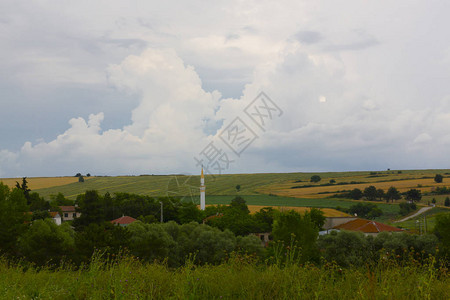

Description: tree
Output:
[75,173,82,177]
[405,189,422,202]
[304,208,326,230]
[434,213,450,258]
[272,210,319,263]
[385,186,401,203]
[78,176,85,183]
[310,175,321,183]
[15,177,31,203]
[127,221,176,263]
[363,186,377,201]
[318,231,371,267]
[329,179,336,184]
[18,219,75,266]
[445,197,450,207]
[29,192,50,211]
[348,203,382,219]
[0,183,29,255]
[348,188,363,200]
[177,202,203,224]
[230,196,249,213]
[86,173,91,177]
[72,190,105,230]
[432,198,436,204]
[376,189,385,201]
[235,184,241,192]
[434,174,443,183]
[74,222,130,263]
[254,207,276,232]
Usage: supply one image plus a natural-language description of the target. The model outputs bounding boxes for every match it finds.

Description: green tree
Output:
[18,219,75,266]
[15,177,31,203]
[348,188,363,200]
[434,174,443,183]
[385,186,401,203]
[230,196,249,213]
[318,231,372,267]
[78,176,85,183]
[74,222,130,263]
[445,197,450,207]
[272,210,319,263]
[32,210,51,221]
[348,203,382,219]
[310,175,321,183]
[434,213,450,258]
[50,193,73,206]
[405,189,422,202]
[363,186,378,201]
[72,190,105,230]
[235,184,241,192]
[0,183,29,255]
[177,202,203,224]
[127,221,176,262]
[254,207,276,232]
[376,189,385,201]
[304,208,326,230]
[29,192,50,211]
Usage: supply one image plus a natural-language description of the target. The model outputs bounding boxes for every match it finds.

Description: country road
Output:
[394,206,433,223]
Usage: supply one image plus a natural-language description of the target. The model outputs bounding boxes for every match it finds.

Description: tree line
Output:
[1,182,448,269]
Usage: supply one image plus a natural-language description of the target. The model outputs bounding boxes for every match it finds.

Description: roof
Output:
[49,211,60,218]
[111,216,137,225]
[59,206,76,212]
[333,218,403,233]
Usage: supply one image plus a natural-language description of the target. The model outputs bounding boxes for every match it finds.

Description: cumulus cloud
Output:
[1,1,450,177]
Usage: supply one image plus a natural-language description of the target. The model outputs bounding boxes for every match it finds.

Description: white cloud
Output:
[1,1,450,177]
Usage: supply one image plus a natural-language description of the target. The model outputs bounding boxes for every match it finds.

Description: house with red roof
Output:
[59,206,81,221]
[333,218,403,236]
[111,215,137,226]
[49,211,62,226]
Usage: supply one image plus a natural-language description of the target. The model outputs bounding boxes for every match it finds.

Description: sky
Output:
[1,0,450,177]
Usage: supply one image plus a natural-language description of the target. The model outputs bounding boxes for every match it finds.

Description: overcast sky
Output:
[1,0,449,177]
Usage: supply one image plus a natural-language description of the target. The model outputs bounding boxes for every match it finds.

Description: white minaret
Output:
[200,167,206,210]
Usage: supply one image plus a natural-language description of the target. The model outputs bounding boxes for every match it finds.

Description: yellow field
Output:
[202,204,350,217]
[247,205,351,217]
[0,177,93,190]
[258,178,448,199]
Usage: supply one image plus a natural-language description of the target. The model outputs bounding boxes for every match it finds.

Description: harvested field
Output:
[259,178,449,199]
[246,205,351,217]
[0,176,93,190]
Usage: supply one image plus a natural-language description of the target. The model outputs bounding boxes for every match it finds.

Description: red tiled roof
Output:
[333,218,403,233]
[59,206,76,212]
[49,211,60,218]
[111,216,137,225]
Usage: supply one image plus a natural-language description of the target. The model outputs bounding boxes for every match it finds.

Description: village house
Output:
[332,218,404,236]
[50,211,62,225]
[59,205,81,222]
[111,215,137,226]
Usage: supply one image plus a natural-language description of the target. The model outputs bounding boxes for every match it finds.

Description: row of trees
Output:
[1,182,449,268]
[343,186,422,203]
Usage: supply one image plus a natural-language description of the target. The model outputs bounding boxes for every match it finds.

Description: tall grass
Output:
[0,252,447,299]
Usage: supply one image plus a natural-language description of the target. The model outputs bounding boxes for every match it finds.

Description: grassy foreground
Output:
[0,253,448,299]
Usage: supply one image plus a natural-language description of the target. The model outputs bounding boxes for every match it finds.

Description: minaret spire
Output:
[200,166,206,210]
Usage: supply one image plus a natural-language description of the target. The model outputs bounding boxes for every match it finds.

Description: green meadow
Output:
[0,253,447,299]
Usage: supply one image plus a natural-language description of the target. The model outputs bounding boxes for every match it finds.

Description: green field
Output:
[0,254,447,299]
[1,169,447,223]
[30,169,450,200]
[395,207,450,233]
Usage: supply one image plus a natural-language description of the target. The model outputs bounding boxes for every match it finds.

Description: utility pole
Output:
[159,201,163,223]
